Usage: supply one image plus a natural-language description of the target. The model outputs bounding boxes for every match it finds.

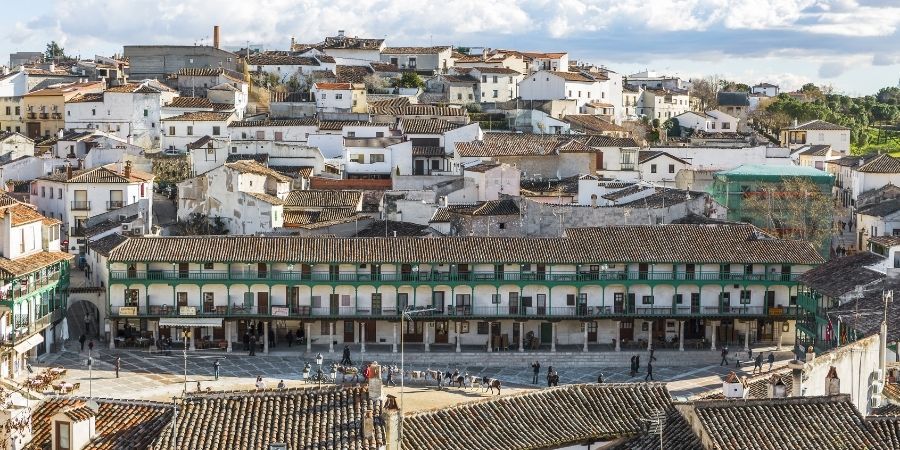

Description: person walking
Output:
[531,361,541,384]
[249,334,257,356]
[387,367,396,386]
[213,359,221,380]
[88,340,94,353]
[747,346,753,361]
[242,332,250,352]
[286,330,294,348]
[341,345,352,365]
[114,356,121,378]
[79,334,86,352]
[597,373,604,383]
[753,353,763,375]
[635,355,641,374]
[546,366,554,387]
[645,361,653,381]
[767,352,775,371]
[649,347,657,362]
[720,347,729,366]
[630,355,637,377]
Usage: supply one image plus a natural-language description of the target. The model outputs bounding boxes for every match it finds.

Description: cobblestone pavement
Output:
[31,340,791,401]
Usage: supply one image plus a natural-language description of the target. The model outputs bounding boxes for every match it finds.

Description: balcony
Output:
[0,308,65,346]
[38,113,49,120]
[109,269,802,285]
[106,200,125,210]
[0,271,65,304]
[26,113,36,120]
[70,201,91,211]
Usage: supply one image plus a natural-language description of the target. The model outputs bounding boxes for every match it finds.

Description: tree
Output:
[666,118,680,137]
[45,41,65,61]
[363,74,386,93]
[396,72,424,89]
[171,213,229,236]
[286,75,301,92]
[741,177,834,254]
[690,76,720,111]
[876,87,900,105]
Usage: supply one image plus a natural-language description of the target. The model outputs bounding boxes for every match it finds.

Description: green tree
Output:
[396,72,424,89]
[286,75,301,92]
[876,87,900,105]
[45,41,66,61]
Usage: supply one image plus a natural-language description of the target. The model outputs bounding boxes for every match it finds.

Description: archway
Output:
[67,300,101,340]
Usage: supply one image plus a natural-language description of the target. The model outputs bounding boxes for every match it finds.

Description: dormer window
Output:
[55,421,71,449]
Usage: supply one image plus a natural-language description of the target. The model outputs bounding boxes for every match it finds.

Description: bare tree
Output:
[690,75,721,111]
[741,177,834,253]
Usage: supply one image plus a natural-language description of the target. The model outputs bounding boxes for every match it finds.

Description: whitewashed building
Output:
[380,46,453,74]
[311,83,367,114]
[468,67,523,103]
[518,70,623,119]
[343,137,412,178]
[780,119,851,153]
[161,111,235,152]
[674,110,739,133]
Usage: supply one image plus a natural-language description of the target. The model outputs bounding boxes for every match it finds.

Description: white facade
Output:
[674,110,738,133]
[637,89,691,121]
[468,67,524,103]
[311,83,365,113]
[518,70,620,117]
[343,138,412,177]
[782,121,851,153]
[639,153,690,186]
[463,163,521,201]
[751,84,780,97]
[0,132,33,160]
[161,112,234,152]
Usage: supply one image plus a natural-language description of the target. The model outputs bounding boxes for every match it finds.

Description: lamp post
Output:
[87,347,93,398]
[399,307,436,446]
[315,352,323,387]
[182,329,191,395]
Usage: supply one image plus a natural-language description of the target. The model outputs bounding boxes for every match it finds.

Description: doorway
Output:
[619,320,634,341]
[434,321,449,344]
[363,320,377,342]
[540,322,553,344]
[343,321,354,342]
[587,321,598,342]
[257,292,269,314]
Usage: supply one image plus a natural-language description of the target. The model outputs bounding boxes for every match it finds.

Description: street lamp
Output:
[182,329,191,395]
[315,353,323,387]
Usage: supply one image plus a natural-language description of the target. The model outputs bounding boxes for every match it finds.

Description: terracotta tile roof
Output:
[244,191,284,205]
[858,198,900,218]
[690,395,888,450]
[247,54,319,66]
[858,154,900,173]
[283,208,359,228]
[66,92,104,103]
[798,251,885,297]
[165,97,214,109]
[104,81,173,94]
[89,233,129,257]
[869,235,900,247]
[108,223,821,265]
[563,115,627,133]
[456,133,596,157]
[400,118,459,134]
[353,220,431,237]
[322,36,385,50]
[401,383,673,450]
[318,120,382,131]
[27,397,172,450]
[61,405,96,421]
[615,189,705,208]
[229,118,318,127]
[790,119,850,131]
[412,146,444,157]
[161,111,232,122]
[370,104,466,117]
[368,97,410,108]
[6,203,45,226]
[464,162,501,173]
[430,207,451,223]
[151,386,383,449]
[446,199,520,216]
[575,135,641,148]
[548,70,606,82]
[382,46,451,55]
[798,144,832,156]
[608,405,702,450]
[335,65,374,83]
[471,66,521,75]
[40,164,153,183]
[225,153,268,164]
[316,55,336,63]
[638,150,689,165]
[0,250,73,278]
[176,67,243,82]
[827,155,869,167]
[440,74,479,83]
[869,416,900,446]
[314,82,354,90]
[224,160,293,182]
[370,62,400,72]
[284,190,362,208]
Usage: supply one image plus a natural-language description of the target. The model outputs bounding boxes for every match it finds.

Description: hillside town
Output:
[0,23,898,450]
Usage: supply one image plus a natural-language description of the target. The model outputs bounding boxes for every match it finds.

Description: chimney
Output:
[213,25,221,49]
[824,366,841,396]
[66,162,73,180]
[124,160,132,178]
[382,395,401,450]
[767,374,787,398]
[362,410,375,441]
[721,371,745,398]
[290,36,296,50]
[57,129,65,139]
[788,359,805,397]
[77,158,84,170]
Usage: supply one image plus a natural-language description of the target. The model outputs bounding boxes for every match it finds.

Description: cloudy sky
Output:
[3,0,899,95]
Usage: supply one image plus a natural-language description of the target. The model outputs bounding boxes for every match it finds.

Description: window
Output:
[477,322,489,334]
[674,294,683,304]
[568,90,572,97]
[203,262,214,270]
[3,106,8,115]
[498,222,506,229]
[41,186,45,197]
[124,289,140,307]
[321,93,326,99]
[350,154,364,163]
[58,188,62,198]
[408,57,416,68]
[482,75,487,83]
[335,93,343,100]
[650,164,657,173]
[744,264,753,275]
[143,109,149,117]
[256,130,265,139]
[186,126,193,135]
[740,290,752,304]
[56,421,71,450]
[588,92,591,98]
[492,76,498,83]
[722,122,730,130]
[321,321,330,335]
[668,164,675,173]
[566,294,575,306]
[231,146,237,153]
[369,154,385,163]
[491,294,501,304]
[642,295,654,305]
[493,90,498,98]
[347,131,356,137]
[376,132,384,137]
[212,126,220,136]
[457,93,462,100]
[91,108,96,116]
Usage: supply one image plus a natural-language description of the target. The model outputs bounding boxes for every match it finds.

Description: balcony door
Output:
[432,291,445,313]
[329,294,339,314]
[434,321,449,343]
[614,293,625,314]
[691,293,701,314]
[257,292,269,314]
[109,190,123,209]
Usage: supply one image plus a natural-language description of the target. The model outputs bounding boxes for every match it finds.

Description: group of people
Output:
[531,361,560,387]
[630,354,653,381]
[720,347,777,374]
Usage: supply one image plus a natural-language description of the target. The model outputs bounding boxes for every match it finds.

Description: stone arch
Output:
[67,300,100,340]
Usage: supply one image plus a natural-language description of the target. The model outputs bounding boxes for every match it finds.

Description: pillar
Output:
[487,322,492,353]
[582,323,588,352]
[189,327,196,351]
[551,323,557,352]
[226,321,232,353]
[615,322,621,352]
[647,320,653,351]
[710,322,717,351]
[776,322,784,351]
[424,322,430,352]
[305,322,312,352]
[455,322,461,353]
[263,321,269,354]
[392,323,398,353]
[360,323,366,353]
[518,322,524,352]
[744,321,750,352]
[329,322,334,353]
[108,320,117,350]
[678,321,685,352]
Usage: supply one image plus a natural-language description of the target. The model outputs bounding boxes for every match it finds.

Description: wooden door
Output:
[638,263,649,280]
[364,321,377,343]
[432,291,445,312]
[536,264,546,280]
[401,264,413,280]
[627,293,636,313]
[434,321,449,343]
[26,122,40,139]
[257,263,267,279]
[691,293,701,314]
[176,292,188,308]
[371,294,382,315]
[127,264,137,278]
[536,294,547,315]
[765,291,776,311]
[414,159,425,175]
[620,319,634,341]
[301,264,312,280]
[587,321,598,341]
[614,293,624,314]
[343,321,354,342]
[685,264,695,280]
[540,322,553,344]
[329,294,339,314]
[178,263,189,278]
[403,320,423,342]
[457,264,470,280]
[257,292,269,314]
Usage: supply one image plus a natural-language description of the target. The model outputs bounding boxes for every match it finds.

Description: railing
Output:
[38,113,49,119]
[106,201,125,210]
[109,270,802,284]
[0,272,64,303]
[71,201,91,210]
[25,113,36,120]
[0,308,65,346]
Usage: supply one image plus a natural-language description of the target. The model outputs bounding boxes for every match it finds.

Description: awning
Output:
[13,333,44,353]
[158,318,223,328]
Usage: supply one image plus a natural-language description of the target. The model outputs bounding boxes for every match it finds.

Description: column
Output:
[263,321,269,354]
[710,322,717,351]
[424,322,430,352]
[487,322,492,353]
[329,322,334,353]
[582,323,588,352]
[305,322,312,352]
[679,321,685,352]
[647,320,653,351]
[518,322,524,352]
[615,322,621,352]
[776,322,784,351]
[455,322,461,353]
[189,327,196,351]
[108,320,117,350]
[744,321,750,352]
[360,323,366,353]
[226,321,232,353]
[551,323,557,352]
[392,323,398,353]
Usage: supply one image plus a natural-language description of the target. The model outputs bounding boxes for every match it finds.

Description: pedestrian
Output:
[213,359,221,380]
[630,355,636,377]
[242,332,250,351]
[341,345,352,365]
[635,355,641,374]
[546,365,554,387]
[277,380,286,390]
[88,340,94,353]
[114,356,121,378]
[645,361,653,381]
[720,347,729,366]
[286,330,294,348]
[255,376,265,390]
[649,347,657,362]
[767,352,775,371]
[268,330,275,347]
[249,335,257,356]
[79,334,86,352]
[747,346,753,361]
[531,361,541,384]
[753,353,763,374]
[196,381,201,392]
[597,373,604,383]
